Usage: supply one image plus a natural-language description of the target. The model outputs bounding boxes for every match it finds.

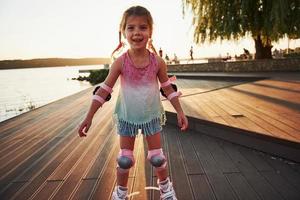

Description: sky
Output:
[0,0,299,60]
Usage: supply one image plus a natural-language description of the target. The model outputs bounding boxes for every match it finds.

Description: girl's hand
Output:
[177,112,188,131]
[78,117,92,137]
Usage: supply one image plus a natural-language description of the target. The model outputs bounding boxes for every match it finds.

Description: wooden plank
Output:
[50,130,115,200]
[225,173,261,200]
[0,181,27,200]
[243,82,300,103]
[131,135,149,200]
[201,94,247,129]
[184,95,213,120]
[7,115,87,200]
[70,179,98,200]
[220,141,284,199]
[31,180,62,200]
[257,79,300,92]
[0,113,77,171]
[8,141,81,199]
[142,137,154,200]
[201,135,239,173]
[189,174,216,200]
[0,95,89,158]
[264,155,300,191]
[0,107,86,184]
[6,105,112,199]
[219,96,299,141]
[261,171,299,200]
[178,131,204,175]
[251,81,300,93]
[70,136,118,199]
[218,89,300,142]
[206,93,242,116]
[89,143,119,200]
[236,146,274,172]
[18,128,103,198]
[191,132,238,200]
[84,133,118,179]
[0,103,54,134]
[164,126,194,199]
[47,125,110,181]
[279,113,300,127]
[151,126,171,200]
[220,84,296,114]
[0,90,90,142]
[0,136,61,187]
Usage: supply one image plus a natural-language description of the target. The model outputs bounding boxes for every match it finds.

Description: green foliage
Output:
[182,0,300,44]
[88,69,109,85]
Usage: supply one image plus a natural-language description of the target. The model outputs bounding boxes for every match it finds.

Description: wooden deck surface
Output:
[0,74,300,199]
[163,77,300,143]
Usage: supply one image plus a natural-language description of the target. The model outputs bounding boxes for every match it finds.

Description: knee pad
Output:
[147,148,167,171]
[117,149,134,173]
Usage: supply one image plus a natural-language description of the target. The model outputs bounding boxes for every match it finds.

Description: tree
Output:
[182,0,300,59]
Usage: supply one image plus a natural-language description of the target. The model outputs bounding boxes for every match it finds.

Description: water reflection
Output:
[0,65,102,122]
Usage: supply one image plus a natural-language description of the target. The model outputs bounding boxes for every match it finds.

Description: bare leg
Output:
[146,132,168,181]
[117,135,136,187]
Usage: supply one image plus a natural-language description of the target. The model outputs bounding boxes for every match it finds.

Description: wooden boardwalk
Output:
[0,73,300,199]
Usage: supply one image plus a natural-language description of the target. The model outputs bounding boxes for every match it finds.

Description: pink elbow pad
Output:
[92,95,105,105]
[100,83,113,94]
[160,80,171,88]
[167,91,182,100]
[160,76,177,88]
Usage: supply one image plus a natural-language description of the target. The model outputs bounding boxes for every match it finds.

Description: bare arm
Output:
[85,58,122,119]
[78,57,122,136]
[157,56,188,131]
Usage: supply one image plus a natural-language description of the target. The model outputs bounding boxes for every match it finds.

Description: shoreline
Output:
[0,57,111,70]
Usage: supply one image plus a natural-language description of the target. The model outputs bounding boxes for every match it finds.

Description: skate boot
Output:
[112,185,128,200]
[158,177,177,200]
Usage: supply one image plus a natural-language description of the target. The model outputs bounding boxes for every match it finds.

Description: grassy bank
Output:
[0,57,111,70]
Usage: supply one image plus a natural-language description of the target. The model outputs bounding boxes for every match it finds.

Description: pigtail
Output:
[147,38,158,55]
[111,31,124,59]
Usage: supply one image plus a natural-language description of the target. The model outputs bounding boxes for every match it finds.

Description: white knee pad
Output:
[117,149,135,173]
[147,148,167,171]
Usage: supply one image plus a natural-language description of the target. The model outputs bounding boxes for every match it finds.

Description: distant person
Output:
[165,54,170,63]
[173,53,179,64]
[190,46,194,60]
[165,54,169,60]
[78,6,188,200]
[159,47,163,57]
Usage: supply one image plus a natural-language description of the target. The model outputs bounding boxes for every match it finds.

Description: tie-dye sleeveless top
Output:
[114,51,166,136]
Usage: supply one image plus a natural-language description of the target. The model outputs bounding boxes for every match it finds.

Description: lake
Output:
[0,65,103,122]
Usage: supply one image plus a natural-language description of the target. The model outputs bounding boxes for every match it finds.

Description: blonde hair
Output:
[111,6,157,58]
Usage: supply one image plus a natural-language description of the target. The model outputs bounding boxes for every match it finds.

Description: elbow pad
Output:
[93,86,111,101]
[160,76,182,100]
[92,83,113,105]
[160,84,177,98]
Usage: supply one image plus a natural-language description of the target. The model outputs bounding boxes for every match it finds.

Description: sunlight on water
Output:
[0,65,103,122]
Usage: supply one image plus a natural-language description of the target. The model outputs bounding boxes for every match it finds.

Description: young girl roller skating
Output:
[78,5,188,200]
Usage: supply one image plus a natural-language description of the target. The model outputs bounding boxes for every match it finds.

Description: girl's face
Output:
[124,16,151,51]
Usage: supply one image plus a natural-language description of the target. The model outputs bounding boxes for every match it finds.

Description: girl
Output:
[78,6,188,200]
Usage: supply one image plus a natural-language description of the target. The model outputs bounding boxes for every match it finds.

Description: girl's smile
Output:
[124,16,151,50]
